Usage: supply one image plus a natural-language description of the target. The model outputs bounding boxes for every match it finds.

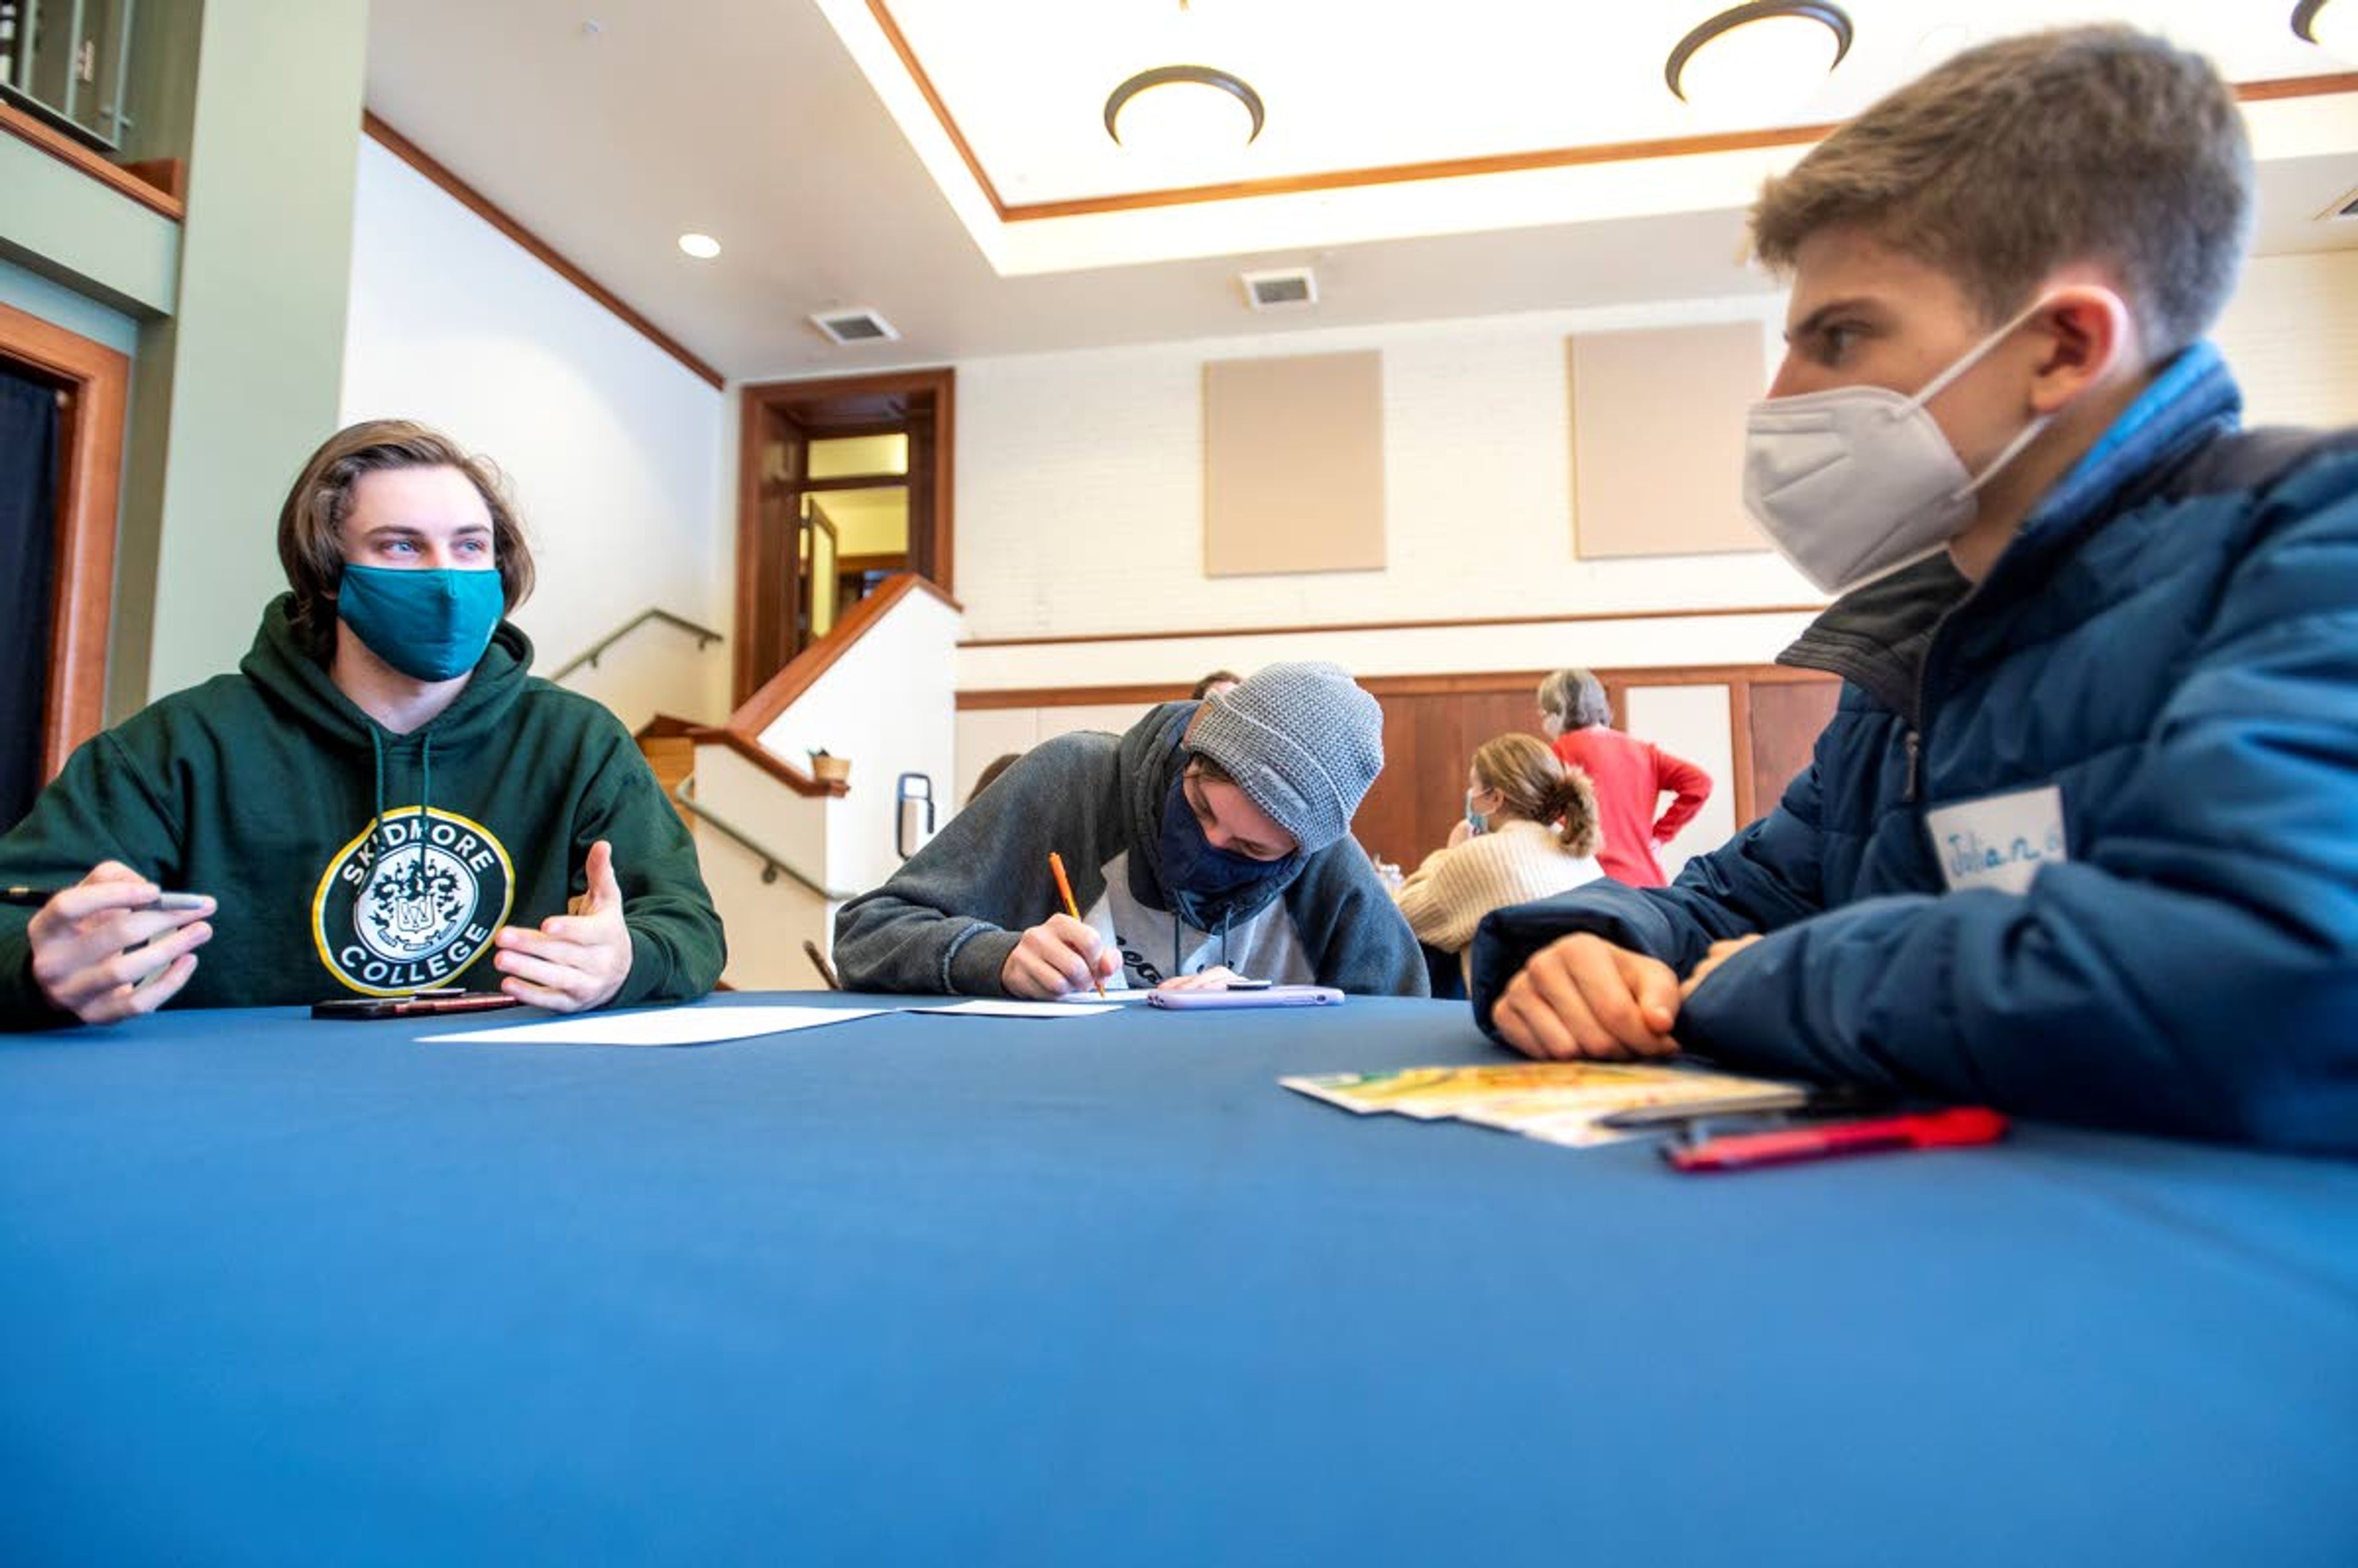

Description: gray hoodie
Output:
[832,702,1427,996]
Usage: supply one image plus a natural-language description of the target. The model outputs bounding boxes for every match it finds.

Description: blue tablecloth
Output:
[4,995,2355,1566]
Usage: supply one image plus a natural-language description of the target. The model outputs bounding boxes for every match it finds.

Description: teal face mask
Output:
[336,564,505,682]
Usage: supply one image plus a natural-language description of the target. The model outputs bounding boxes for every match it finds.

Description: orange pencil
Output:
[1047,851,1107,999]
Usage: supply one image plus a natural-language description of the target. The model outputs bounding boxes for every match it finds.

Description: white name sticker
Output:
[1924,785,2068,895]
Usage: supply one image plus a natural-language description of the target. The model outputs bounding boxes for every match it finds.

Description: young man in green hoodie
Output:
[0,419,725,1025]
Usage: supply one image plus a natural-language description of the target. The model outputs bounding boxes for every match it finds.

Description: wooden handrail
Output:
[0,99,185,220]
[687,725,847,800]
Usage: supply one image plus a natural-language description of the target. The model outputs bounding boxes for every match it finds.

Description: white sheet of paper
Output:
[422,1004,885,1046]
[908,999,1120,1020]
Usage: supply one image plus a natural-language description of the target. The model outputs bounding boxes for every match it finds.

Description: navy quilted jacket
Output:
[1471,343,2358,1153]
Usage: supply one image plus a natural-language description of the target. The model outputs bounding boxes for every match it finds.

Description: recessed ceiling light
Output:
[2294,0,2358,63]
[677,233,722,260]
[1665,3,1853,117]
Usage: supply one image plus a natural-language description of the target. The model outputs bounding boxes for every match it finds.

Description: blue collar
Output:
[2010,340,2241,556]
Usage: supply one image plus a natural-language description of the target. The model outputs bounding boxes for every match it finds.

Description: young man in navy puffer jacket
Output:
[1473,25,2358,1155]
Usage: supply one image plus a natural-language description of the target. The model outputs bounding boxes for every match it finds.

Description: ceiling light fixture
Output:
[2293,1,2358,61]
[677,233,722,260]
[1665,2,1853,113]
[1103,64,1265,151]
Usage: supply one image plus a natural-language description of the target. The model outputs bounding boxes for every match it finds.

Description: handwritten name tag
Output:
[1924,785,2068,895]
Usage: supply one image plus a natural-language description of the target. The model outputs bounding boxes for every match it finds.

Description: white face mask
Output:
[1742,297,2059,596]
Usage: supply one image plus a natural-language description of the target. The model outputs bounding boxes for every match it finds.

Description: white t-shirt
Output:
[1078,851,1315,990]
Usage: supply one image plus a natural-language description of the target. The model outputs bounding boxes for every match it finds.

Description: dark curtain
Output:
[0,368,61,834]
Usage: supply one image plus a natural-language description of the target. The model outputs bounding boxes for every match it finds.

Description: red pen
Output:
[1663,1106,2009,1173]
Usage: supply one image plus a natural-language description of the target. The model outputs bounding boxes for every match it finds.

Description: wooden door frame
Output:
[734,367,955,705]
[0,299,129,779]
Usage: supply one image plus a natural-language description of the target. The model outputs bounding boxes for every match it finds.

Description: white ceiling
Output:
[364,1,2358,380]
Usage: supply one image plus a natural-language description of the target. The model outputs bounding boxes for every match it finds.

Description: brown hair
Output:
[1473,733,1599,856]
[1191,669,1243,701]
[277,419,535,653]
[1536,668,1612,731]
[970,751,1024,802]
[1749,26,2251,358]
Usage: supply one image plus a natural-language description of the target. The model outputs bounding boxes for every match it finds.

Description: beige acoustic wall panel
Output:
[1203,351,1386,576]
[1569,320,1770,559]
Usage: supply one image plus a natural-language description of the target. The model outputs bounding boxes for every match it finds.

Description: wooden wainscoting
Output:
[956,663,1842,872]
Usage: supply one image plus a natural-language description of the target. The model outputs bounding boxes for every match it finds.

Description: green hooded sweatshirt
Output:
[0,597,725,1023]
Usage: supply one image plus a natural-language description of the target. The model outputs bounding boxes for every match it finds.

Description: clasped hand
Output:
[1492,932,1759,1061]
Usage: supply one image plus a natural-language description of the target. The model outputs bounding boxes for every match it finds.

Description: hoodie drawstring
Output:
[412,735,433,894]
[366,728,435,891]
[368,728,388,877]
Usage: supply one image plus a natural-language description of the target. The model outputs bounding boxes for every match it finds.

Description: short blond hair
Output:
[1750,26,2251,357]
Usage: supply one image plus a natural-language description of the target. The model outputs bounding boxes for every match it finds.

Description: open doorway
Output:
[733,368,953,705]
[0,301,128,831]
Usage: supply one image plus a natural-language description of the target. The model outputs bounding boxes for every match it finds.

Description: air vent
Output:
[811,308,901,345]
[1240,266,1318,310]
[2322,185,2358,222]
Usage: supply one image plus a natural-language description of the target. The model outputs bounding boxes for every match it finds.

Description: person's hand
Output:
[493,840,632,1013]
[1492,933,1681,1060]
[1446,820,1473,848]
[1156,965,1248,992]
[27,861,215,1023]
[1000,914,1118,999]
[1681,934,1760,999]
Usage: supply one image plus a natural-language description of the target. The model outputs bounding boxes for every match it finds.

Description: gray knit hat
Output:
[1186,661,1383,855]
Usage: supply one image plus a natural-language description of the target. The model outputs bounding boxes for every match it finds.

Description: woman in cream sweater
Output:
[1393,734,1605,980]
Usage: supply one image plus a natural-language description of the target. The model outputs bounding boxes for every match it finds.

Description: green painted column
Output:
[117,0,371,712]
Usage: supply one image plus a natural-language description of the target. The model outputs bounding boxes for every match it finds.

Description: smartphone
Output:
[1148,984,1344,1010]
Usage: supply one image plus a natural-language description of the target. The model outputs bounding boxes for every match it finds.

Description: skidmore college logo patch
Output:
[312,807,516,995]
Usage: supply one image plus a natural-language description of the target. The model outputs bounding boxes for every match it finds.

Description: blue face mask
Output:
[337,564,505,682]
[1465,791,1488,837]
[1159,770,1288,897]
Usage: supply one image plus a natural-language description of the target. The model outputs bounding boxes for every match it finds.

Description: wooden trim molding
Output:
[855,10,2358,225]
[0,99,185,220]
[688,725,848,799]
[960,601,1827,651]
[360,111,725,390]
[0,300,132,778]
[957,661,1835,711]
[732,571,962,737]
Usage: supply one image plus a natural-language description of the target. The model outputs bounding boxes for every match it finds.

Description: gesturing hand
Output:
[493,839,632,1013]
[28,862,216,1024]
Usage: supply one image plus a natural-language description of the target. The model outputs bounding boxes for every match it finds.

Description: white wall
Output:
[951,249,2358,700]
[944,250,2358,833]
[755,588,964,906]
[2211,251,2358,429]
[340,139,732,733]
[951,292,1815,694]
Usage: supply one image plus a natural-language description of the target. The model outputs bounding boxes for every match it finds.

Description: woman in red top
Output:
[1536,668,1712,888]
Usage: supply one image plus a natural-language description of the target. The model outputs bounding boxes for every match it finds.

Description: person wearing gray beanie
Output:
[1186,662,1385,859]
[833,664,1426,999]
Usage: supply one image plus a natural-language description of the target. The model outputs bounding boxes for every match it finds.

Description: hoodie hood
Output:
[1116,700,1305,931]
[239,592,535,754]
